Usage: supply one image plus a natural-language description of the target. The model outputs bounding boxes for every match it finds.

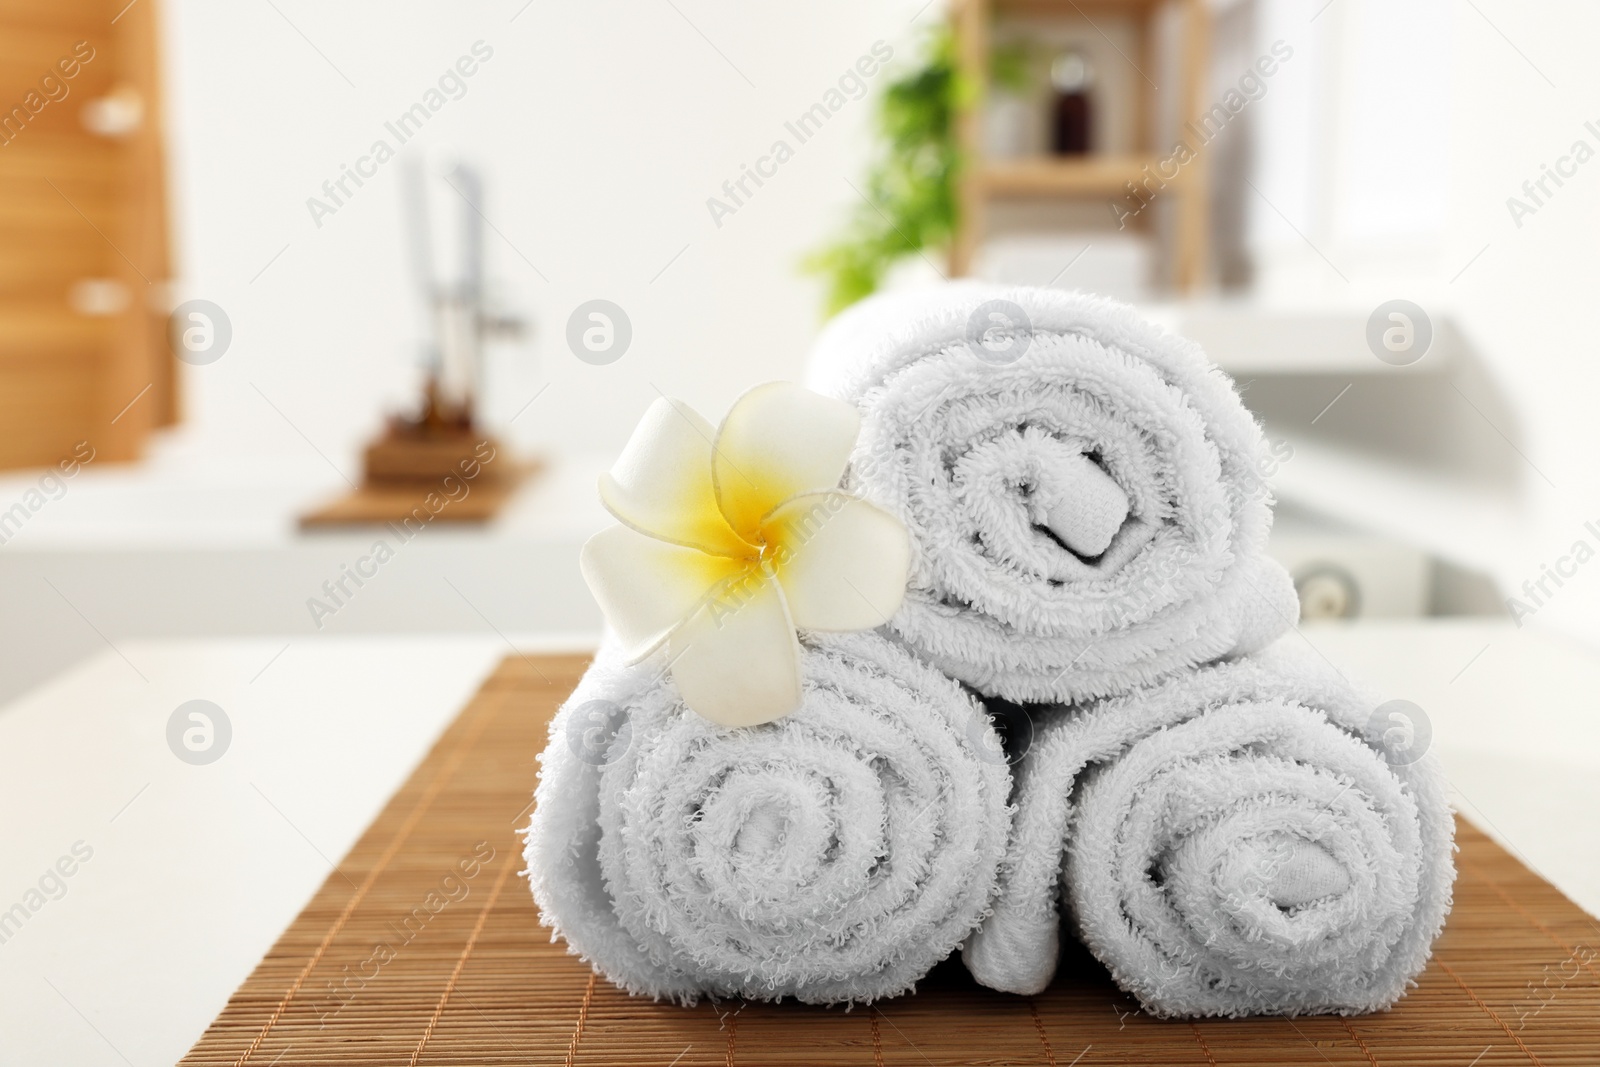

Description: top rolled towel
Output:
[805,283,1299,703]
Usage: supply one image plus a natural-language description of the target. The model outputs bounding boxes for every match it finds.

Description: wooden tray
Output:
[182,655,1600,1066]
[298,461,541,528]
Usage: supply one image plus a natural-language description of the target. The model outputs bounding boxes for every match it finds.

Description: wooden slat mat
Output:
[183,655,1600,1066]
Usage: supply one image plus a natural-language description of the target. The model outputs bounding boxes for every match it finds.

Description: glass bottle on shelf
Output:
[1049,48,1093,156]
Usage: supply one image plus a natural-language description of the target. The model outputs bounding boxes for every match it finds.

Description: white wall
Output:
[1442,1,1600,643]
[1248,0,1600,646]
[1249,0,1454,295]
[159,0,931,464]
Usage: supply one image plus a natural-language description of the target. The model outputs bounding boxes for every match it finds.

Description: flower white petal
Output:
[763,492,910,631]
[711,382,861,538]
[580,524,750,661]
[599,397,756,558]
[666,571,803,727]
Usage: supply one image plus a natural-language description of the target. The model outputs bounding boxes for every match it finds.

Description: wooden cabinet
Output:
[0,0,173,470]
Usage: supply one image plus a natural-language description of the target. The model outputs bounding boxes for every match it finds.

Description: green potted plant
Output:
[806,30,1029,316]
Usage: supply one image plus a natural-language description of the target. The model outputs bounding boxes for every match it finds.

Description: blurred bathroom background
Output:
[0,0,1587,702]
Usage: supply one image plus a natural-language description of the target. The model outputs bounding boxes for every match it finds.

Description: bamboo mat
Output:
[182,654,1600,1066]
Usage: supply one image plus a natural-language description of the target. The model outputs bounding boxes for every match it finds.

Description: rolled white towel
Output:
[805,283,1298,703]
[964,645,1455,1017]
[523,630,1013,1004]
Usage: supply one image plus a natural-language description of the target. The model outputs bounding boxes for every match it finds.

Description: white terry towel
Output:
[522,630,1014,1005]
[963,645,1455,1017]
[805,283,1298,704]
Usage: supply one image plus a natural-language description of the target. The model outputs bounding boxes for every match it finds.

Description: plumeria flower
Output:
[581,382,910,727]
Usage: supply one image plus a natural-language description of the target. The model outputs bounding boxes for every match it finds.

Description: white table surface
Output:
[0,442,611,707]
[1,620,1596,1066]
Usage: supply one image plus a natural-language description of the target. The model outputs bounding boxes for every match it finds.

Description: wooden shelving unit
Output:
[950,0,1212,290]
[982,154,1163,196]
